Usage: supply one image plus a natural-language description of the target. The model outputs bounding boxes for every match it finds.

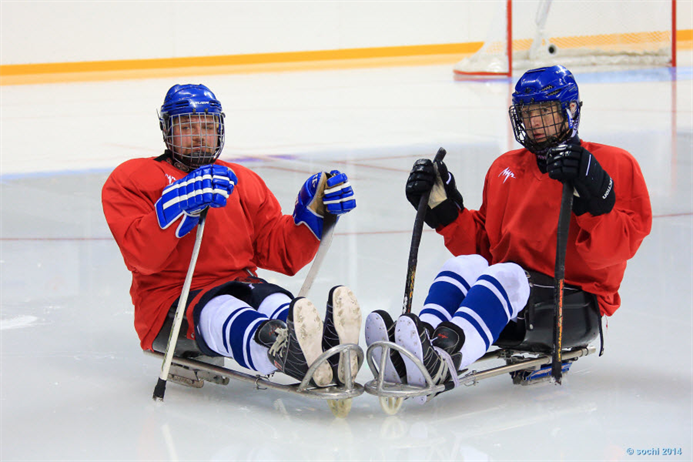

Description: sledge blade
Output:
[511,361,573,385]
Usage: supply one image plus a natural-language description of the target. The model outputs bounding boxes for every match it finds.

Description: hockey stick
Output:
[402,147,447,315]
[551,182,574,383]
[153,208,209,401]
[298,213,337,298]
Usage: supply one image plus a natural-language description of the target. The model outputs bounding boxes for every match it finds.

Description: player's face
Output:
[170,114,219,155]
[520,102,565,143]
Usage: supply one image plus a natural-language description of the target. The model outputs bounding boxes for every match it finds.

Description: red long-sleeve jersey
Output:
[439,140,652,316]
[102,156,320,350]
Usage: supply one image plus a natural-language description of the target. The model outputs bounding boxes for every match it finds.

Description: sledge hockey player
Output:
[102,83,361,388]
[366,65,652,399]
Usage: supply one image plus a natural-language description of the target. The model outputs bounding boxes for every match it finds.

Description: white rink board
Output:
[1,1,691,65]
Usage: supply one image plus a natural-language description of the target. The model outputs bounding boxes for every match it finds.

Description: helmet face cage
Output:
[509,101,571,155]
[509,65,581,154]
[158,84,225,170]
[163,112,225,169]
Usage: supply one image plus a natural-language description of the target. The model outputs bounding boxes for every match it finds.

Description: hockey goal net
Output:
[454,0,676,77]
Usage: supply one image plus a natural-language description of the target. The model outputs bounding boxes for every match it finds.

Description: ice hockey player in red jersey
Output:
[365,65,652,400]
[102,84,360,387]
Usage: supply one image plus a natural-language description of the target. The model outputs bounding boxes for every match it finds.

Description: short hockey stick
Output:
[153,208,209,401]
[402,147,447,315]
[298,213,337,298]
[551,182,574,383]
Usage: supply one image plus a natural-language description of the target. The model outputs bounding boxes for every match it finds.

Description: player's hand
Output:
[322,170,356,215]
[406,158,464,228]
[547,144,615,216]
[293,170,356,240]
[155,165,237,237]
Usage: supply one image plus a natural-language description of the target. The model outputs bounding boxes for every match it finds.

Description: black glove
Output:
[547,144,615,216]
[405,158,464,228]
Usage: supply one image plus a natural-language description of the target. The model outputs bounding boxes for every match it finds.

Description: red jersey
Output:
[102,156,320,350]
[439,140,652,316]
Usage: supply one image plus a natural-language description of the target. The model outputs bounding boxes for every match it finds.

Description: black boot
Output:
[254,319,285,349]
[395,314,465,402]
[431,321,465,372]
[256,298,333,387]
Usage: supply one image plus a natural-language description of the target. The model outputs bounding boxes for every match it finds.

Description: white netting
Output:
[454,0,674,76]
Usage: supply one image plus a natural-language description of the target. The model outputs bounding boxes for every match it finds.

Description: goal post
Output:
[454,0,677,77]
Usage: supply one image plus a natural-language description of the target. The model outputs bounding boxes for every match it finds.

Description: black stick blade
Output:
[153,378,167,401]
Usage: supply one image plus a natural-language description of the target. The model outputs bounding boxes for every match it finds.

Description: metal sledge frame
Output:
[146,343,364,401]
[364,341,596,414]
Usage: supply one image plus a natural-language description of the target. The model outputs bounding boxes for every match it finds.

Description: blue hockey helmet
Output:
[509,65,582,154]
[158,84,225,170]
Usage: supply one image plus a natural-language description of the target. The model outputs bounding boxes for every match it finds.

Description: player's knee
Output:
[482,263,530,317]
[257,292,292,321]
[440,254,489,282]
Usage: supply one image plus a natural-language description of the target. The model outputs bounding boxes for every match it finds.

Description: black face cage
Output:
[164,113,225,170]
[508,101,571,155]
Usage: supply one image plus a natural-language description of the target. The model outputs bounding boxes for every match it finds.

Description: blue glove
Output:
[293,170,356,239]
[155,165,237,237]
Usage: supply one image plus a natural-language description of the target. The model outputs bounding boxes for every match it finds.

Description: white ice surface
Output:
[1,55,692,461]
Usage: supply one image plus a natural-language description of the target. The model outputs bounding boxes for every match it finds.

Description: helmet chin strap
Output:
[172,157,192,173]
[167,149,218,173]
[162,149,192,173]
[565,109,580,139]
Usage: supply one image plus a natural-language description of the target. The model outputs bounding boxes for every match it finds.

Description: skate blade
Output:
[167,362,232,388]
[512,361,572,385]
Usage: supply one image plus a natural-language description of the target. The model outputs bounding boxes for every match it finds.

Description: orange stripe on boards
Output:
[0,54,476,86]
[514,30,682,52]
[678,29,693,50]
[678,29,693,41]
[0,43,482,85]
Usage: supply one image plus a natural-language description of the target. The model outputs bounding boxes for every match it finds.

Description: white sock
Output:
[198,294,277,374]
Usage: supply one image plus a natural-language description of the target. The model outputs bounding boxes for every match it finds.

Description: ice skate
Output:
[256,297,333,387]
[394,314,465,403]
[365,310,407,384]
[322,286,362,384]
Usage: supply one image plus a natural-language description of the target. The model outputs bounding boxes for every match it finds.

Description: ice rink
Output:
[1,53,691,461]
